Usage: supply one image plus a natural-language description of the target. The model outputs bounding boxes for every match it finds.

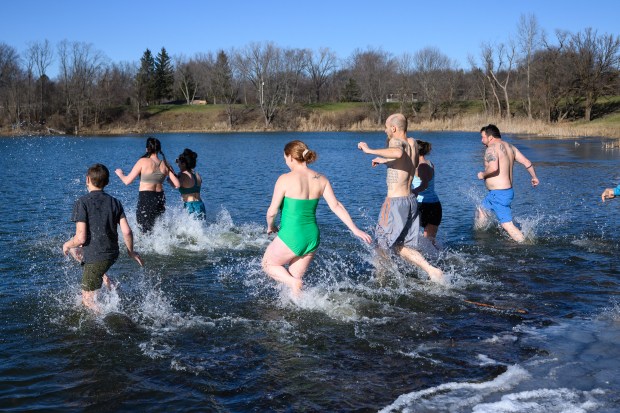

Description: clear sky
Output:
[2,0,618,77]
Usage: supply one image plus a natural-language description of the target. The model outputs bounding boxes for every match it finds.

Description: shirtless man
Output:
[476,124,539,242]
[358,113,444,283]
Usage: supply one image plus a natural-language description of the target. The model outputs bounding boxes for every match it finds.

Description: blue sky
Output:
[2,0,618,77]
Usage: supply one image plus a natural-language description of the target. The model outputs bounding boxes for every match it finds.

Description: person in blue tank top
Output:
[262,140,372,297]
[412,140,442,246]
[176,148,206,219]
[601,183,620,201]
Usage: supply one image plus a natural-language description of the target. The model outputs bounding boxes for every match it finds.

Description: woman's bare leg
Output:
[262,237,304,296]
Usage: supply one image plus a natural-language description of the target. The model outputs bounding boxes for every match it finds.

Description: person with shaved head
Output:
[358,113,444,284]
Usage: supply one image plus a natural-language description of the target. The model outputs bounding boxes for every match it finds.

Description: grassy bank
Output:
[4,98,620,139]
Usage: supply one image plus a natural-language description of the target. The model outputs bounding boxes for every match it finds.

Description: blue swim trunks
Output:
[184,200,206,220]
[481,188,514,224]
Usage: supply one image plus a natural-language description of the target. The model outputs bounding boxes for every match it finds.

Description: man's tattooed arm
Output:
[484,147,497,163]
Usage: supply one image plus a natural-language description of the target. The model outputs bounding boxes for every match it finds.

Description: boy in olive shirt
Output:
[63,163,143,312]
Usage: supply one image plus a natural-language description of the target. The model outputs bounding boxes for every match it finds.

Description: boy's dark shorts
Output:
[81,259,115,291]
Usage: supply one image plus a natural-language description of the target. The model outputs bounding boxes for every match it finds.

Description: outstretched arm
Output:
[413,164,432,196]
[266,175,286,234]
[322,180,372,244]
[371,157,390,167]
[601,184,620,202]
[165,161,180,188]
[514,147,539,187]
[115,160,142,185]
[358,141,403,160]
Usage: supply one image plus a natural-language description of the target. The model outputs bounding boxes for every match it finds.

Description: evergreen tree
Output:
[341,77,361,102]
[212,50,239,128]
[136,48,156,105]
[154,47,174,103]
[212,50,235,104]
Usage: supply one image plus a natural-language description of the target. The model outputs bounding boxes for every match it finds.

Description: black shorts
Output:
[137,191,166,232]
[418,202,442,227]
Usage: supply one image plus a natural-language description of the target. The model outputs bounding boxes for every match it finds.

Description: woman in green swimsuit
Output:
[262,140,372,296]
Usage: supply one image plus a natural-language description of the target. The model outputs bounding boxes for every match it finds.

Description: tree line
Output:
[0,14,618,133]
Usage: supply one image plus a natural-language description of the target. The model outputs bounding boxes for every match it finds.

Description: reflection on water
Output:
[0,133,619,411]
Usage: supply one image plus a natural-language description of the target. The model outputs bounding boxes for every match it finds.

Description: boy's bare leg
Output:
[82,290,100,313]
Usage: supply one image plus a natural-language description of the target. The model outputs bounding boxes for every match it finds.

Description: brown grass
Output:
[3,105,620,139]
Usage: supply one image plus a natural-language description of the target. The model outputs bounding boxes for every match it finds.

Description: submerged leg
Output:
[396,245,445,284]
[262,236,304,296]
[501,221,525,243]
[474,206,491,230]
[81,289,100,313]
[423,224,439,248]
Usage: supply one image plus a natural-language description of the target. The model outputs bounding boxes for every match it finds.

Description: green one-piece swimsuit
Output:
[278,197,320,256]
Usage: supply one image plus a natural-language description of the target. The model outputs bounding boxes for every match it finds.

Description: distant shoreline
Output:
[2,113,619,140]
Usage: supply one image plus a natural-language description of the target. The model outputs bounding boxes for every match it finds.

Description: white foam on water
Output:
[130,207,267,255]
[380,314,620,413]
[379,364,531,413]
[471,388,604,413]
[279,286,362,322]
[476,354,501,366]
[482,334,518,344]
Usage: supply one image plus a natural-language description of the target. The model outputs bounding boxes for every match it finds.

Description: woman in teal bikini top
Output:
[262,140,372,297]
[175,148,206,219]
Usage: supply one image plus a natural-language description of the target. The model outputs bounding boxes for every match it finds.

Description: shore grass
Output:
[3,98,620,138]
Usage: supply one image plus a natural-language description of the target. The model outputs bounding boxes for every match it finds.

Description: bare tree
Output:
[23,47,35,124]
[174,54,200,105]
[236,42,286,127]
[481,41,517,117]
[413,47,454,120]
[567,28,620,121]
[26,40,53,122]
[306,47,338,103]
[394,53,418,117]
[57,40,107,132]
[350,48,395,124]
[467,55,490,114]
[517,14,542,119]
[92,62,135,126]
[281,48,308,105]
[0,43,26,129]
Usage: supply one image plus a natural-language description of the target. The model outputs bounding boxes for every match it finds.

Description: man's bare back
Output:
[482,139,515,190]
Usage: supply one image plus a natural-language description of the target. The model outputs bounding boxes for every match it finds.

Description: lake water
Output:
[0,131,619,412]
